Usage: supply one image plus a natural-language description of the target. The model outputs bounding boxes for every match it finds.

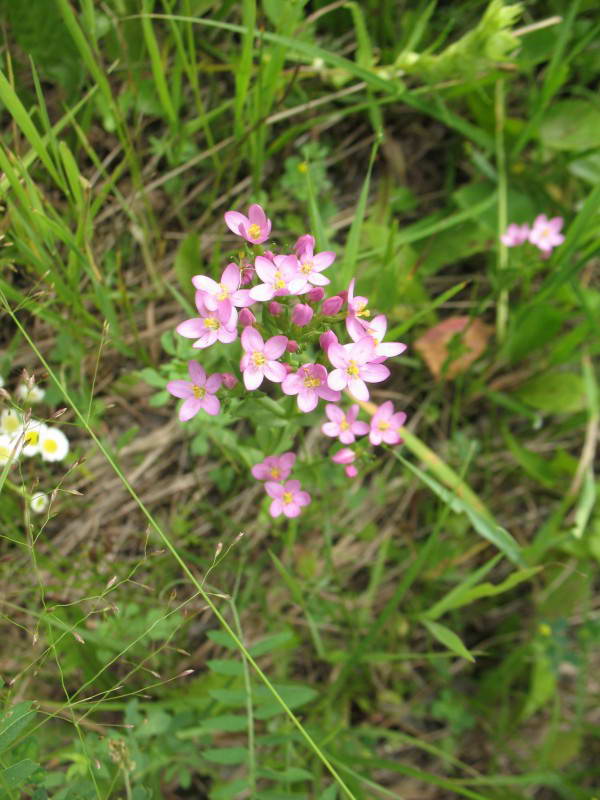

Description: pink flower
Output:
[347,314,407,362]
[321,404,369,444]
[252,452,295,482]
[250,255,307,301]
[224,204,272,244]
[239,308,256,327]
[322,295,344,315]
[327,337,390,401]
[293,234,335,286]
[346,279,370,332]
[369,401,407,446]
[291,303,313,327]
[320,330,339,353]
[167,362,222,421]
[500,223,530,247]
[265,479,311,518]
[192,263,252,314]
[528,214,565,254]
[176,292,237,349]
[282,364,341,412]
[240,327,287,390]
[331,447,358,477]
[221,372,238,389]
[308,287,325,303]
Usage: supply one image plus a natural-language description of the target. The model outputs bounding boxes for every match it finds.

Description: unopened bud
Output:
[322,295,344,315]
[240,267,254,285]
[286,340,299,353]
[319,330,338,352]
[268,301,283,315]
[307,286,325,303]
[345,465,358,478]
[291,303,313,326]
[239,308,256,327]
[332,447,355,465]
[221,372,238,389]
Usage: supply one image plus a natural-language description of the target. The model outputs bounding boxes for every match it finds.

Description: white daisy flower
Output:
[1,409,23,439]
[22,420,46,457]
[16,383,46,404]
[39,426,69,462]
[0,433,22,466]
[30,492,49,514]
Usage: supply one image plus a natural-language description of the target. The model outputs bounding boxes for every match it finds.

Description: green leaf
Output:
[515,372,586,414]
[211,780,249,800]
[421,619,475,662]
[1,759,40,790]
[539,99,600,151]
[254,684,318,719]
[258,766,313,782]
[178,715,248,736]
[248,631,294,657]
[203,746,248,765]
[206,630,238,650]
[0,702,36,755]
[207,659,244,677]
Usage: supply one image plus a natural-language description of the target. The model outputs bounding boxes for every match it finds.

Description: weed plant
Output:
[1,1,599,798]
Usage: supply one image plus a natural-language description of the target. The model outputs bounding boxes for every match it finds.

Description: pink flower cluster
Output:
[167,203,409,518]
[500,214,565,256]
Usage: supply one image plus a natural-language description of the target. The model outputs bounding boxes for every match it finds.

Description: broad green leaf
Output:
[521,651,555,720]
[178,715,248,736]
[203,746,248,765]
[255,685,318,719]
[0,702,36,754]
[212,780,249,800]
[249,631,294,657]
[206,630,238,650]
[539,99,600,151]
[421,619,475,662]
[515,372,585,414]
[1,759,40,790]
[258,766,313,782]
[207,659,244,677]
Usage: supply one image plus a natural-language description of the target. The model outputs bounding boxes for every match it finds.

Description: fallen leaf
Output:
[414,316,492,380]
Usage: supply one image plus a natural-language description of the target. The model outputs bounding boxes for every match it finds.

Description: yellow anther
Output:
[301,261,314,274]
[203,317,219,329]
[192,385,206,399]
[270,468,281,480]
[303,376,321,388]
[283,491,294,504]
[340,419,349,431]
[346,360,360,377]
[248,223,261,239]
[252,351,266,367]
[378,421,390,431]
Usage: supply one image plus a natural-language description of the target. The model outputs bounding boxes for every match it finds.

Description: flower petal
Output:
[243,367,264,390]
[200,394,220,415]
[176,318,204,338]
[327,369,347,391]
[264,361,287,383]
[264,335,288,359]
[224,210,248,235]
[205,374,222,393]
[361,363,390,383]
[327,343,348,369]
[179,397,201,422]
[249,284,275,302]
[188,361,206,386]
[242,325,264,352]
[192,275,219,294]
[297,390,317,413]
[221,263,241,290]
[348,377,369,401]
[167,380,192,399]
[265,481,284,499]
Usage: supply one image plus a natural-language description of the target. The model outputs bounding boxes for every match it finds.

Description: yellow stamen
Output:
[248,223,261,239]
[217,283,230,301]
[273,271,286,290]
[300,260,314,274]
[283,491,293,504]
[303,376,321,388]
[346,360,360,377]
[203,317,219,329]
[25,431,39,446]
[340,419,349,431]
[270,468,281,480]
[192,385,206,399]
[43,439,58,454]
[252,351,266,367]
[378,421,390,431]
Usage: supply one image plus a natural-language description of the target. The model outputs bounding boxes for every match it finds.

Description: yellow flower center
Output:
[192,385,206,399]
[283,491,294,504]
[270,467,281,480]
[217,283,230,301]
[340,419,349,431]
[346,360,360,377]
[25,431,39,446]
[378,421,390,431]
[248,223,261,239]
[252,351,266,367]
[301,260,314,274]
[203,316,219,329]
[43,439,58,454]
[273,271,286,290]
[303,376,321,389]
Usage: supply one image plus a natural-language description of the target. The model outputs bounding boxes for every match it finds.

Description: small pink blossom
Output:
[282,364,341,413]
[321,404,369,444]
[528,214,565,254]
[239,308,256,327]
[346,279,370,332]
[240,327,288,390]
[369,401,407,446]
[167,362,222,421]
[252,452,296,482]
[192,263,252,314]
[308,287,325,303]
[347,314,407,362]
[265,479,311,518]
[320,330,339,353]
[500,223,530,247]
[250,255,307,302]
[291,303,313,327]
[293,234,335,286]
[224,204,272,244]
[327,337,390,401]
[331,448,358,478]
[322,295,344,315]
[345,464,358,478]
[176,292,237,349]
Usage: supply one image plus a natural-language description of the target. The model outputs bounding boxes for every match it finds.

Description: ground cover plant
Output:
[1,0,599,797]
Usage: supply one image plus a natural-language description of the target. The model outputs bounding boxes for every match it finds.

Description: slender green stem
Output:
[230,600,256,796]
[495,79,509,341]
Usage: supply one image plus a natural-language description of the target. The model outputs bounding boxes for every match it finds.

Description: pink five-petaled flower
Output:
[265,479,311,518]
[347,313,407,363]
[251,452,296,482]
[321,404,369,444]
[224,204,272,245]
[528,214,565,254]
[240,327,288,390]
[192,263,252,315]
[176,292,237,349]
[500,223,530,247]
[282,364,340,413]
[167,362,222,421]
[369,401,407,446]
[327,337,390,401]
[293,234,336,286]
[250,255,307,301]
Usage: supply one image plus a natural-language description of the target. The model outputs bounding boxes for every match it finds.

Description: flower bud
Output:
[239,308,256,327]
[345,465,358,478]
[319,330,338,353]
[240,267,254,285]
[221,373,238,389]
[332,448,355,465]
[338,290,348,303]
[283,362,295,374]
[286,340,299,353]
[291,303,313,327]
[268,301,283,316]
[308,287,325,303]
[322,295,343,315]
[294,234,315,257]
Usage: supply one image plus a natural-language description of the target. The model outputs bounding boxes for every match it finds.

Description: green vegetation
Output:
[1,1,599,798]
